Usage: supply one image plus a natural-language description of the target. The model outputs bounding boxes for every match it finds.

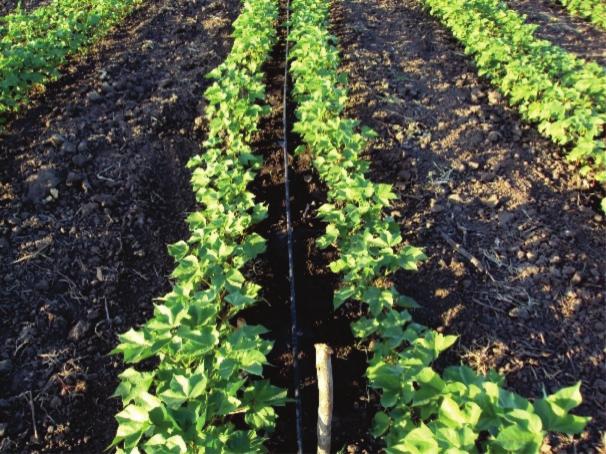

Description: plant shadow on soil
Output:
[333,0,606,450]
[0,0,241,451]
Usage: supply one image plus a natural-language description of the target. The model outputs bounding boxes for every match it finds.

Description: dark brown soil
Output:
[507,0,606,67]
[0,0,239,451]
[334,0,605,451]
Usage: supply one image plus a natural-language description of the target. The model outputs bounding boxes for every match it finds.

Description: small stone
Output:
[526,251,537,262]
[549,255,561,265]
[68,320,90,341]
[77,140,89,153]
[25,169,60,203]
[49,188,59,199]
[571,272,583,285]
[448,193,464,204]
[487,131,501,143]
[61,141,76,154]
[468,161,480,170]
[0,359,12,375]
[517,250,526,260]
[480,194,500,209]
[72,153,90,167]
[87,90,102,102]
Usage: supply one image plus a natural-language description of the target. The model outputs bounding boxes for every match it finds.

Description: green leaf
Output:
[389,424,439,454]
[493,423,542,451]
[171,255,199,279]
[334,285,355,309]
[167,241,188,261]
[371,411,390,437]
[534,382,589,434]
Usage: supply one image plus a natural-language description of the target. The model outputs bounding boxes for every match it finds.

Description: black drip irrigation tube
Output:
[281,1,304,453]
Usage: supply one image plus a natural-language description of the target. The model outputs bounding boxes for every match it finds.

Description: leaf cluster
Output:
[111,1,287,452]
[288,0,590,451]
[557,0,606,30]
[0,0,139,119]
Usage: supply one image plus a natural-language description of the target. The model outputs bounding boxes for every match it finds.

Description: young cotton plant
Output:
[288,0,590,451]
[110,0,286,452]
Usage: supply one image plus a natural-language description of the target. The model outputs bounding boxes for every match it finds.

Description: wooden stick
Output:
[315,343,333,454]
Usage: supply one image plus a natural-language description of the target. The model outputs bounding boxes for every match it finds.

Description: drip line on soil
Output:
[281,1,304,453]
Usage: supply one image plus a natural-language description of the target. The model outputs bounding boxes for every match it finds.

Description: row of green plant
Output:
[556,0,606,30]
[289,0,590,451]
[0,0,139,120]
[422,0,606,212]
[111,0,287,452]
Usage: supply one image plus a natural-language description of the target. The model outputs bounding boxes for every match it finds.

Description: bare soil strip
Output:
[333,0,605,450]
[506,0,606,67]
[0,0,239,450]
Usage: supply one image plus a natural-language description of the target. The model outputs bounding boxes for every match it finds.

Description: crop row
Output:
[423,0,606,212]
[110,0,287,452]
[288,0,589,451]
[557,0,606,30]
[0,0,139,120]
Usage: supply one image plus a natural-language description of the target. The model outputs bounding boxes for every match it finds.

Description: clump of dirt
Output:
[0,0,239,451]
[333,0,606,450]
